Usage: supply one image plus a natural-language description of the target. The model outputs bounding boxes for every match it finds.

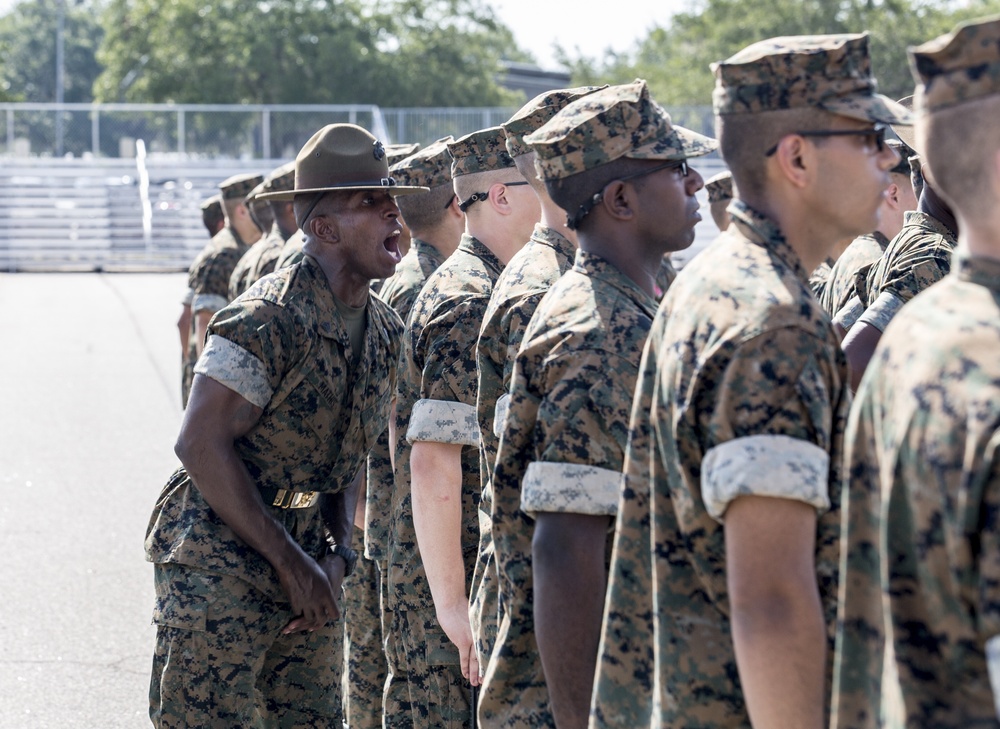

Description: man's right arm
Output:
[179,374,339,629]
[841,320,883,391]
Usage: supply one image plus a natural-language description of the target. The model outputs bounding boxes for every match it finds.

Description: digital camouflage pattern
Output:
[809,256,836,300]
[448,127,515,178]
[654,255,678,301]
[480,249,657,728]
[182,225,249,406]
[525,80,716,181]
[832,254,1000,728]
[274,229,305,270]
[365,238,448,563]
[151,562,343,728]
[342,524,386,729]
[472,223,577,674]
[591,200,849,728]
[856,210,957,332]
[383,607,471,728]
[820,231,890,318]
[390,138,453,189]
[386,142,421,166]
[246,226,287,286]
[147,254,402,601]
[910,15,1000,112]
[219,172,263,201]
[712,33,912,125]
[385,234,503,723]
[228,231,280,300]
[705,170,734,203]
[501,86,605,157]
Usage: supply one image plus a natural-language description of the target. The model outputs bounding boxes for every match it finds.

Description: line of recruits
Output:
[147,13,1000,729]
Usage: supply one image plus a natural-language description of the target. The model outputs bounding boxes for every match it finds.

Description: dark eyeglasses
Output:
[568,159,689,230]
[765,124,888,157]
[458,181,530,212]
[443,194,456,210]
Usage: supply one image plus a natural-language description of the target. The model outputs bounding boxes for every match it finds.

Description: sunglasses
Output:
[568,159,690,230]
[765,124,888,157]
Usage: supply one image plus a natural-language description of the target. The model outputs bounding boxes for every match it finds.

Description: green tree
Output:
[0,0,104,102]
[560,0,1000,107]
[94,0,524,106]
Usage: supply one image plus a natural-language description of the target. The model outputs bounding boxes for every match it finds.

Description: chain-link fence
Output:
[0,102,718,158]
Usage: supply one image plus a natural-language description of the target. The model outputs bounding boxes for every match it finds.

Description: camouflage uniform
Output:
[809,255,836,300]
[229,232,274,300]
[470,85,601,672]
[275,230,306,270]
[833,255,1000,728]
[820,230,890,319]
[146,254,402,727]
[479,250,657,727]
[591,201,850,728]
[653,255,677,301]
[591,35,911,727]
[833,18,1000,728]
[182,173,262,406]
[245,226,286,286]
[385,232,503,727]
[840,210,957,332]
[341,523,385,729]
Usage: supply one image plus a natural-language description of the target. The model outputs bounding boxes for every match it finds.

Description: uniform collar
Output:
[572,249,658,318]
[458,233,504,276]
[902,210,958,245]
[729,199,810,285]
[410,237,446,267]
[954,251,1000,292]
[529,223,576,260]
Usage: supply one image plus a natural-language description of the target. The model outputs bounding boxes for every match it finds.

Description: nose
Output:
[878,142,901,171]
[686,166,705,194]
[383,193,400,218]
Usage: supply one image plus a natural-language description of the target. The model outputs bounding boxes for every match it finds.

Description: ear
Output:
[771,135,812,189]
[446,194,464,220]
[309,213,339,243]
[488,183,513,216]
[601,180,634,222]
[884,182,901,210]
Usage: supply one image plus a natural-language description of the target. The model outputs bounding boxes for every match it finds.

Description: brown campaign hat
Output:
[258,124,426,202]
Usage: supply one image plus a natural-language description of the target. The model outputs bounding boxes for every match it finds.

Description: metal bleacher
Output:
[0,158,273,272]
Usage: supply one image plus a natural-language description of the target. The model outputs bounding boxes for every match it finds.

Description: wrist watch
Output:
[328,543,358,577]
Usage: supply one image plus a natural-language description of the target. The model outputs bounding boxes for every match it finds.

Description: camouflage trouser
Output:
[468,507,500,674]
[341,527,387,729]
[150,562,343,729]
[383,606,472,728]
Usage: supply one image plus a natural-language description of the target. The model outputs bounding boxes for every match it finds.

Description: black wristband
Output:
[328,543,358,577]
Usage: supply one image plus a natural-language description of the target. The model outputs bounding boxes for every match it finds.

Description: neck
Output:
[415,227,460,259]
[304,241,371,307]
[740,193,837,275]
[579,229,660,298]
[538,196,577,247]
[918,186,958,237]
[466,222,525,266]
[958,214,1000,263]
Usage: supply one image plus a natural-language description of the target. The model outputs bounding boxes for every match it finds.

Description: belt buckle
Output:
[271,489,318,509]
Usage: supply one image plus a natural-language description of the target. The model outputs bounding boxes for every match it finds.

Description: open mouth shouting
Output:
[383,228,403,264]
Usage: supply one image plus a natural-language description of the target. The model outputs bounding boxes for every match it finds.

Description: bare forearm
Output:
[731,590,827,729]
[533,513,610,729]
[841,321,881,391]
[179,431,297,572]
[411,441,467,610]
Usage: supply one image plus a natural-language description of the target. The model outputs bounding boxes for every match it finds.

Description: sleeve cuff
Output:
[701,434,830,522]
[406,399,479,446]
[856,291,905,333]
[191,293,229,314]
[181,288,194,306]
[832,296,864,332]
[194,335,273,408]
[492,393,511,438]
[520,461,622,517]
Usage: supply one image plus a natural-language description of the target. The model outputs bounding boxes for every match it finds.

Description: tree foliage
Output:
[0,0,104,102]
[93,0,523,106]
[560,0,1000,107]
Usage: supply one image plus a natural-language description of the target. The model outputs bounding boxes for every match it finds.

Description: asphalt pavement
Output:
[0,272,187,729]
